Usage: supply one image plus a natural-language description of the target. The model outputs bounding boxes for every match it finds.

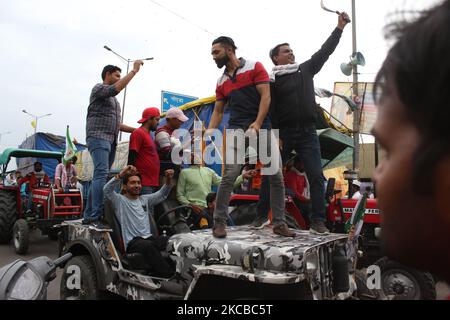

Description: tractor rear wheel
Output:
[375,257,436,300]
[0,190,18,244]
[13,219,30,254]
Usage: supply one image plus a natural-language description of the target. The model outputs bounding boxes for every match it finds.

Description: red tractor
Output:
[0,148,83,254]
[324,178,436,300]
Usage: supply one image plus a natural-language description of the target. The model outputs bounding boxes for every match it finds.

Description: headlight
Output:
[8,268,42,300]
[305,252,319,276]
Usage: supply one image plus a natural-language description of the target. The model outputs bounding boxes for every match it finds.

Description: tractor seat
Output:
[103,199,150,273]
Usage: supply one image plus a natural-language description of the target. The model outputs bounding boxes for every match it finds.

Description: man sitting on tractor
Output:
[54,156,78,192]
[19,161,50,212]
[103,165,175,278]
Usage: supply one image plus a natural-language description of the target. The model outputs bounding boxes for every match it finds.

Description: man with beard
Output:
[262,12,350,235]
[207,36,295,238]
[371,0,450,293]
[128,107,161,195]
[103,165,175,278]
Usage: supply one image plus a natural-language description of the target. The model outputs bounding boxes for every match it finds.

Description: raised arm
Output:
[307,12,350,75]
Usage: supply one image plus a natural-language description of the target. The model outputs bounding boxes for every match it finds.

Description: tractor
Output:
[0,148,83,254]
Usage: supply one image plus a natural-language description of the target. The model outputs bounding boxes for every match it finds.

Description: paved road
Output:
[0,229,62,300]
[1,230,449,300]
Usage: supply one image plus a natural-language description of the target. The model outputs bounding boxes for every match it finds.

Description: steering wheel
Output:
[156,205,193,230]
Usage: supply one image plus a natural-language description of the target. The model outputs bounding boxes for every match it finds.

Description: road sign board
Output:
[161,91,198,113]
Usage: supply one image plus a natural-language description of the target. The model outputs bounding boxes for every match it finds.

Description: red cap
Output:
[138,107,160,123]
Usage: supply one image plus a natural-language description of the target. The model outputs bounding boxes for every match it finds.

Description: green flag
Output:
[63,125,77,165]
[345,193,368,237]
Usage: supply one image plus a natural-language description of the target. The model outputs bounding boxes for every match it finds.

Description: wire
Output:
[148,0,215,37]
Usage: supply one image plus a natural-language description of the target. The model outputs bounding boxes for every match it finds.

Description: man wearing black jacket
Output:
[255,13,350,234]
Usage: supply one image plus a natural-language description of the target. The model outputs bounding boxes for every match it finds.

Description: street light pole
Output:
[22,110,52,148]
[103,45,153,141]
[351,0,360,172]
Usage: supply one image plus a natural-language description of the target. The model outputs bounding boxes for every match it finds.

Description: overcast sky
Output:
[0,0,441,153]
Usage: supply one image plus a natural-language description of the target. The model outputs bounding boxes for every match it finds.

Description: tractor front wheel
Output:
[0,190,18,244]
[13,219,30,255]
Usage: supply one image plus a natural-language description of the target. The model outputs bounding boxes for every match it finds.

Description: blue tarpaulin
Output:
[18,132,87,179]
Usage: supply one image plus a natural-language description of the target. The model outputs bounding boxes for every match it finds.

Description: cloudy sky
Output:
[0,0,441,153]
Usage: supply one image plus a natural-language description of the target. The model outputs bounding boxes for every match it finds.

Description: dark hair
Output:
[72,156,77,164]
[206,192,217,205]
[212,36,237,52]
[101,65,121,80]
[34,161,42,166]
[122,172,142,185]
[374,0,450,193]
[269,43,289,65]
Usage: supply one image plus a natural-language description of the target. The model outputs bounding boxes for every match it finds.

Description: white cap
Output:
[352,180,361,187]
[166,108,188,122]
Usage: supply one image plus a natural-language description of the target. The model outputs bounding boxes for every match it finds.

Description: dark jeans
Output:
[126,236,174,278]
[257,126,326,222]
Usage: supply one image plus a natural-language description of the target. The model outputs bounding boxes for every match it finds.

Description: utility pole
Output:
[351,0,360,172]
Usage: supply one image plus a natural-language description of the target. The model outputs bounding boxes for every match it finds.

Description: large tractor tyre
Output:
[60,255,102,300]
[0,190,18,244]
[13,219,29,255]
[375,257,436,300]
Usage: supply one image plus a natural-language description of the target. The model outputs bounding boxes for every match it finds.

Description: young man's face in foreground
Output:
[372,78,450,274]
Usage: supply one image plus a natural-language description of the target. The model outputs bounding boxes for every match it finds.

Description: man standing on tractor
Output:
[83,61,144,228]
[372,0,450,291]
[207,36,295,238]
[128,107,161,196]
[260,12,350,235]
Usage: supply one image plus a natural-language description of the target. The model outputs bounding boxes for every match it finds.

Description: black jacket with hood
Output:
[270,27,343,129]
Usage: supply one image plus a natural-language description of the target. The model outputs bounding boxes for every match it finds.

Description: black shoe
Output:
[91,221,110,230]
[81,219,91,225]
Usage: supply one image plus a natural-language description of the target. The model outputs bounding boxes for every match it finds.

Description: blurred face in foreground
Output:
[372,76,450,277]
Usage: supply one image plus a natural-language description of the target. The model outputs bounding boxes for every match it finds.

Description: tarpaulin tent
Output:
[18,132,87,179]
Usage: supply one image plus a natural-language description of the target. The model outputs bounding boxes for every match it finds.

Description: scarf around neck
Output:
[269,63,300,82]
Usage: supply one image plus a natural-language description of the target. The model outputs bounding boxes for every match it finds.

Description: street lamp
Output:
[0,131,11,145]
[103,45,154,141]
[22,110,52,136]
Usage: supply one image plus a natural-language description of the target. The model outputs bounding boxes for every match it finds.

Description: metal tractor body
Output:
[0,148,82,254]
[58,219,358,300]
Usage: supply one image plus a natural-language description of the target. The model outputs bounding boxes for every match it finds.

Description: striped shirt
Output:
[86,83,121,144]
[215,58,270,130]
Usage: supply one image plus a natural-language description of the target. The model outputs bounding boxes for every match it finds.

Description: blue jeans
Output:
[83,137,116,222]
[257,126,326,222]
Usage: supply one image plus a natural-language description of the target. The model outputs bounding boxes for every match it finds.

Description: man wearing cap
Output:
[128,107,161,195]
[155,107,188,175]
[83,61,144,228]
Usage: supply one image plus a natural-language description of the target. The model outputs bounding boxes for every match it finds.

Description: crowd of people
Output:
[63,0,450,286]
[75,12,351,275]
